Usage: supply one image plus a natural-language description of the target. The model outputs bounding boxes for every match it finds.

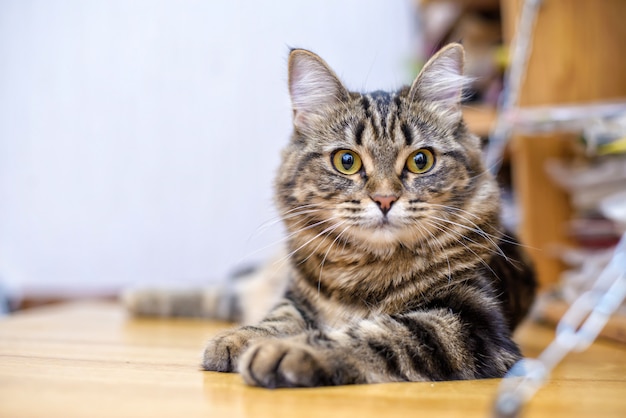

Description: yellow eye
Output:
[406,149,435,174]
[332,150,362,175]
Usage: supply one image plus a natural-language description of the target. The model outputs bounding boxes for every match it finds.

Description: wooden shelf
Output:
[503,0,626,288]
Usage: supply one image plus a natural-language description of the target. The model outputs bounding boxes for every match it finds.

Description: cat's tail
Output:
[121,256,289,324]
[121,283,239,321]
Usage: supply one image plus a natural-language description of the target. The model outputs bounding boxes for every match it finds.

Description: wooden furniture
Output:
[1,302,625,418]
[426,0,626,288]
[502,0,626,288]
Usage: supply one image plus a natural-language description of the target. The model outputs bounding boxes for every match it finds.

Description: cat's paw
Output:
[238,339,333,388]
[202,330,251,372]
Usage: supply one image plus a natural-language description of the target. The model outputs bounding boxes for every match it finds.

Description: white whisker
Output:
[318,224,352,295]
[425,217,504,260]
[272,218,346,270]
[428,215,507,260]
[240,216,335,265]
[424,220,501,281]
[249,203,325,240]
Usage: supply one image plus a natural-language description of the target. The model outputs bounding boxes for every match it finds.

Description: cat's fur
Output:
[125,44,536,387]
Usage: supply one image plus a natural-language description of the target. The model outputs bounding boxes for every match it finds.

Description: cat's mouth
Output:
[368,208,405,228]
[351,215,405,243]
[335,204,417,247]
[376,217,392,227]
[357,213,394,229]
[371,220,404,237]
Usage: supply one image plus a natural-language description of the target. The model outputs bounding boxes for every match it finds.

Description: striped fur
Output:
[201,44,536,387]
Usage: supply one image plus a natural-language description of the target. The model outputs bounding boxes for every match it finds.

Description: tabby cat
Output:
[125,44,536,388]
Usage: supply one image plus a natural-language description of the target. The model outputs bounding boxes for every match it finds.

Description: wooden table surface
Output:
[1,301,625,418]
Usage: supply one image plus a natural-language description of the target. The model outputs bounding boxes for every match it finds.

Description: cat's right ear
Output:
[288,49,349,131]
[408,43,468,125]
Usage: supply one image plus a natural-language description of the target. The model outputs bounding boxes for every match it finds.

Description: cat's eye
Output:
[406,149,435,174]
[332,150,362,175]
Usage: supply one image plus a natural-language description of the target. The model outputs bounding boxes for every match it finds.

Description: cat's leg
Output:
[237,330,356,387]
[238,309,520,387]
[202,297,309,372]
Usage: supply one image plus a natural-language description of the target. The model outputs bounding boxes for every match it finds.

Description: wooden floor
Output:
[1,302,625,418]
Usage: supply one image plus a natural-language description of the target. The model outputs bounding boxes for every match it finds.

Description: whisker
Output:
[428,203,481,220]
[249,205,325,240]
[298,220,348,265]
[318,224,352,294]
[428,215,507,260]
[425,217,505,260]
[240,217,336,264]
[424,220,501,281]
[419,203,536,250]
[272,218,345,270]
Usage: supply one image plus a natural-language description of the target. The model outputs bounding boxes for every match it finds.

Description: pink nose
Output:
[371,194,398,215]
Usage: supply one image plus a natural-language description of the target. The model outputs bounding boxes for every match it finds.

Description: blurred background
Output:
[2,0,626,341]
[0,0,418,306]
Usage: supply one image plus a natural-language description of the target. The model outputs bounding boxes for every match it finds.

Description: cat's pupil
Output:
[341,153,354,170]
[414,152,427,169]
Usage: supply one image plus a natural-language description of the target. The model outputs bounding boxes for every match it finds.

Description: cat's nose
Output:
[370,194,398,215]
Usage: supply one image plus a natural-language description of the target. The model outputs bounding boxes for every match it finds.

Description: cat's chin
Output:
[348,224,412,253]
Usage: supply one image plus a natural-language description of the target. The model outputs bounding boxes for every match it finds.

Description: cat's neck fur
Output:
[284,199,502,313]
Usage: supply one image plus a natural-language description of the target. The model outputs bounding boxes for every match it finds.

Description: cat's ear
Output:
[288,49,349,131]
[408,43,468,123]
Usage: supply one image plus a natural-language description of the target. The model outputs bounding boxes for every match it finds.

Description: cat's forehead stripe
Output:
[360,96,371,118]
[361,91,400,144]
[354,121,366,146]
[369,90,392,107]
[400,123,413,146]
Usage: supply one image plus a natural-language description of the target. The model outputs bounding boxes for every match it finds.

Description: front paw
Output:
[238,339,333,388]
[202,330,251,372]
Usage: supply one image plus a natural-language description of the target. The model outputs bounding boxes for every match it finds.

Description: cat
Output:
[124,43,536,388]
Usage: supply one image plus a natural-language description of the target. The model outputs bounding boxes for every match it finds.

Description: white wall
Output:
[0,0,417,298]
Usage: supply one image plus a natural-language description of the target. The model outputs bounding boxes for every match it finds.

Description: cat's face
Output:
[276,45,499,254]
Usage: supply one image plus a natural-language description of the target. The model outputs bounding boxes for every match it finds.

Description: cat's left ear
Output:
[288,49,349,131]
[408,43,468,123]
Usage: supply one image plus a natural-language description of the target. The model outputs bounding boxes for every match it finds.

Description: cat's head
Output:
[276,44,500,256]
